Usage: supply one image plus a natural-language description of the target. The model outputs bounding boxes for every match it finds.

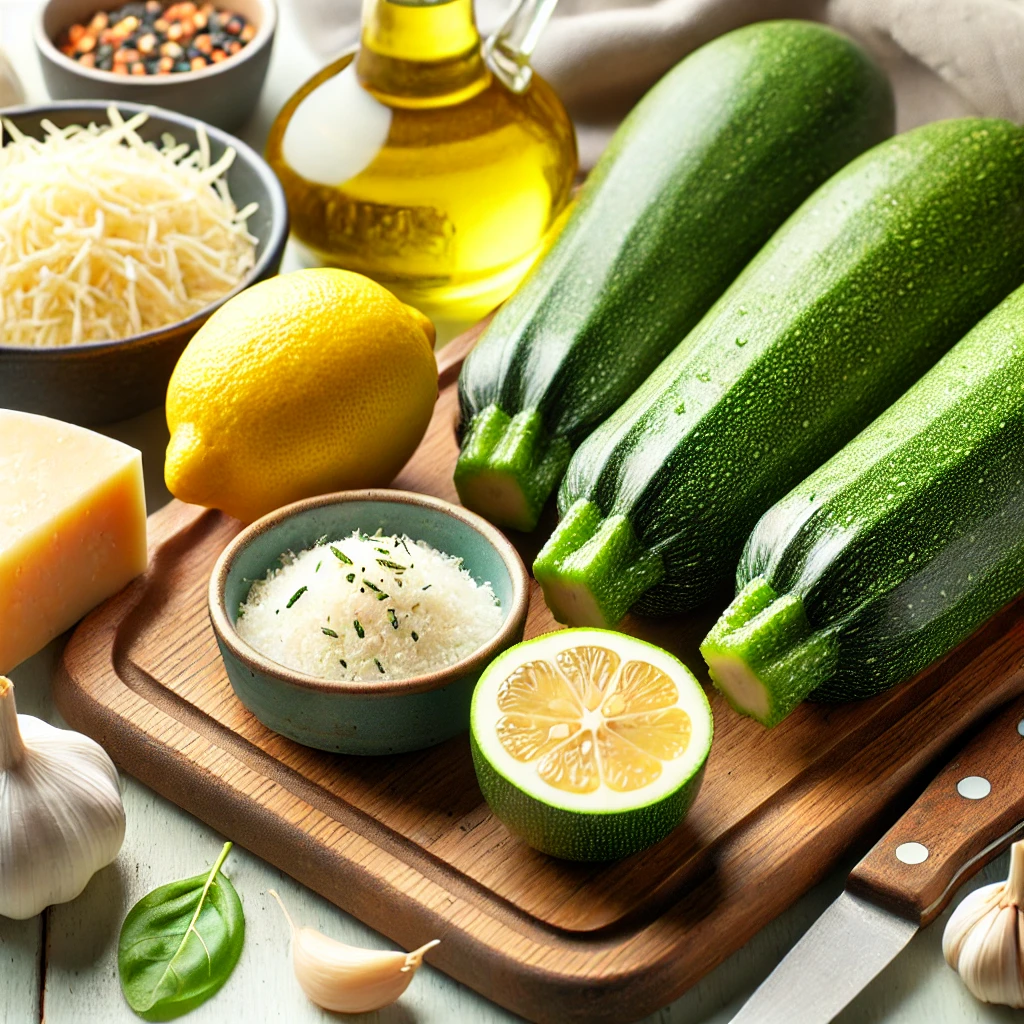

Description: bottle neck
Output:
[356,0,490,108]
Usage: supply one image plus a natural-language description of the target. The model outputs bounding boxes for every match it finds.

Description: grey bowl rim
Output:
[0,98,288,359]
[209,489,533,699]
[33,0,278,89]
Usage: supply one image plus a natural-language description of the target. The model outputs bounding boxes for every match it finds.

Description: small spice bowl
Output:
[209,490,531,755]
[35,0,277,132]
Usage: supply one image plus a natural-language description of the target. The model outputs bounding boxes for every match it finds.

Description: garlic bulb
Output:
[943,840,1024,1007]
[269,890,440,1013]
[0,49,24,107]
[0,677,126,920]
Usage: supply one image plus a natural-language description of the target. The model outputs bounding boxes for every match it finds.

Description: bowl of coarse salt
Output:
[209,489,531,755]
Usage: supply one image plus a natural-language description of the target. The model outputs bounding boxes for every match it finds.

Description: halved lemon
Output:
[470,628,713,861]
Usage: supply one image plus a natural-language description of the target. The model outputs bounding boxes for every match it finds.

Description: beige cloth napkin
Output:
[289,0,1022,167]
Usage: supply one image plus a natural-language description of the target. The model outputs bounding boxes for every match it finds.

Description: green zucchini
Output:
[454,20,894,531]
[701,285,1024,726]
[534,118,1024,627]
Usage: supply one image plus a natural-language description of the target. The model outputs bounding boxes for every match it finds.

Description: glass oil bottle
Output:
[266,0,578,339]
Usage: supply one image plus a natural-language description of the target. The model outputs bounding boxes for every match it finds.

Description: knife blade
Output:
[730,693,1024,1024]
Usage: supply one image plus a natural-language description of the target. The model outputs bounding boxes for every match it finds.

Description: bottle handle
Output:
[483,0,560,93]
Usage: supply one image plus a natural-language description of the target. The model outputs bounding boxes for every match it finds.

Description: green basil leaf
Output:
[118,842,244,1022]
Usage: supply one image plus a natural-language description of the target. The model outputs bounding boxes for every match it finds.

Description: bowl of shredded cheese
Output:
[209,489,531,755]
[0,101,287,425]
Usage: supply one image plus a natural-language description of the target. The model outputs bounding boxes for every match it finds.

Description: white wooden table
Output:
[0,3,1019,1021]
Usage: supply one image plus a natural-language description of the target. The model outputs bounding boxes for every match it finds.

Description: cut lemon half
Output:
[470,628,713,861]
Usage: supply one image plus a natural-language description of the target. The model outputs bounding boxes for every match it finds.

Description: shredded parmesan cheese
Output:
[0,106,258,347]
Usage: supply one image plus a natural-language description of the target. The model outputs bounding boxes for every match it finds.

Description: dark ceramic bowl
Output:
[35,0,277,132]
[209,490,532,756]
[0,101,288,426]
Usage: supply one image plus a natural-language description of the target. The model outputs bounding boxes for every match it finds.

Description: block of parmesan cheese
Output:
[0,410,147,673]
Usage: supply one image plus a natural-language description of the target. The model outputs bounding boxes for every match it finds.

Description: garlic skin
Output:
[0,677,126,920]
[269,890,440,1013]
[943,839,1024,1008]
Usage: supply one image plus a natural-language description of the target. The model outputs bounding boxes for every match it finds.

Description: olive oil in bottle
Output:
[266,0,578,338]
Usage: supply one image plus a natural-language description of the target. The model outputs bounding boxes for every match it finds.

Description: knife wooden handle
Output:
[847,695,1024,927]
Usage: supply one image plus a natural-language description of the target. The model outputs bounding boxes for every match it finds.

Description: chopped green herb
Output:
[339,659,347,668]
[237,602,246,618]
[286,586,308,608]
[376,558,406,572]
[353,620,365,639]
[330,546,353,565]
[376,593,389,601]
[374,658,385,674]
[316,534,328,545]
[362,579,382,593]
[399,537,411,556]
[387,609,398,630]
[321,627,339,638]
[346,573,355,583]
[422,584,432,591]
[411,631,419,642]
[315,561,322,573]
[375,547,391,555]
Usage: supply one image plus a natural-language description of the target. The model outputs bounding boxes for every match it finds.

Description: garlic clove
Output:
[0,677,125,920]
[943,840,1024,1008]
[269,889,440,1013]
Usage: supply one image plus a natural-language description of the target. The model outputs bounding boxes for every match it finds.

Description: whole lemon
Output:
[165,269,437,523]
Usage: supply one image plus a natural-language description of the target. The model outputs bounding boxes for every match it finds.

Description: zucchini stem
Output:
[533,499,664,626]
[701,577,838,727]
[454,405,572,532]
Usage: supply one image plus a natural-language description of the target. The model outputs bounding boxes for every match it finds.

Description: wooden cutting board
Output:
[56,327,1024,1024]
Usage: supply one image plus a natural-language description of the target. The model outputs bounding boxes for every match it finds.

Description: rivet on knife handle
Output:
[847,697,1024,927]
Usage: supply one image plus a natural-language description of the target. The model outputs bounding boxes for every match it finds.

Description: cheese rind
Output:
[0,410,147,673]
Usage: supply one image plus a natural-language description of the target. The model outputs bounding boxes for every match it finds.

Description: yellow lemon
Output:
[165,269,437,523]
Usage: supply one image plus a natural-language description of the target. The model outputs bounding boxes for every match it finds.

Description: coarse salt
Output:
[235,530,504,682]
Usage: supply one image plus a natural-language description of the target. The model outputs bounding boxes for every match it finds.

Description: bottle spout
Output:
[483,0,559,93]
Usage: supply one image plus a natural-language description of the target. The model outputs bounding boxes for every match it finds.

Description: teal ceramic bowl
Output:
[209,490,530,755]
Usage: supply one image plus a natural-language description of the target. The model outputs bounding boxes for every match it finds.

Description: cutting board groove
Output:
[56,329,1024,1023]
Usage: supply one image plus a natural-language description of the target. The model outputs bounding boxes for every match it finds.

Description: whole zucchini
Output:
[701,285,1024,727]
[534,118,1024,626]
[454,20,894,531]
